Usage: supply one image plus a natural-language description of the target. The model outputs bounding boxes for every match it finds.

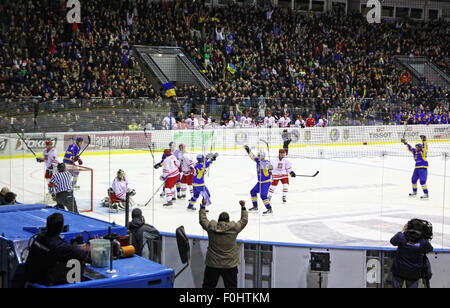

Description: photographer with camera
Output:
[390,218,433,288]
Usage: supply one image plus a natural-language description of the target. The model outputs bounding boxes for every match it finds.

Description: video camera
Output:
[405,218,433,242]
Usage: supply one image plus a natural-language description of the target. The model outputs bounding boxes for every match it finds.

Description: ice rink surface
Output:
[2,144,450,249]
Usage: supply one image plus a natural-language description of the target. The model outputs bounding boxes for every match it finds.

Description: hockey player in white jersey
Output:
[178,143,195,199]
[161,148,181,206]
[36,140,59,201]
[269,149,296,203]
[240,111,253,128]
[278,113,291,128]
[104,169,136,211]
[263,111,276,128]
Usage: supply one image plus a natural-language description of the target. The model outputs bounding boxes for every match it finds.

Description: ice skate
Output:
[409,192,417,197]
[163,201,173,207]
[186,205,196,211]
[248,206,258,212]
[420,194,429,200]
[73,185,80,191]
[263,208,273,215]
[282,196,286,203]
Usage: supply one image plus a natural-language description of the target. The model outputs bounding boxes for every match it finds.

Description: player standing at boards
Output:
[401,135,429,199]
[36,140,59,202]
[187,153,218,211]
[63,137,84,189]
[269,149,296,203]
[179,144,195,199]
[244,145,273,215]
[281,130,292,156]
[160,148,181,206]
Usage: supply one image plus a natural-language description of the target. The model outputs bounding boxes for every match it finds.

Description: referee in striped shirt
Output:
[49,163,79,213]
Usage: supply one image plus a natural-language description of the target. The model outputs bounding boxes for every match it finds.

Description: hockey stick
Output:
[295,171,320,178]
[260,138,270,159]
[11,124,37,157]
[141,182,165,207]
[78,136,91,156]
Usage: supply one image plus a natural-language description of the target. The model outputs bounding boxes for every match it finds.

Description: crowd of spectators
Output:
[0,0,448,130]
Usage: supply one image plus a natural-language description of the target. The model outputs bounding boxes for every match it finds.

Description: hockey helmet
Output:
[45,139,53,146]
[415,143,423,150]
[57,163,66,173]
[169,141,176,151]
[164,149,171,157]
[279,149,286,157]
[197,154,205,163]
[257,151,266,160]
[117,169,125,180]
[76,137,84,143]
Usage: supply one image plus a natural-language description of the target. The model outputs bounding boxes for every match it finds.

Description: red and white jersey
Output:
[264,116,276,128]
[44,148,59,170]
[278,117,291,128]
[179,152,195,174]
[317,118,328,127]
[163,154,180,179]
[226,120,239,129]
[270,157,293,180]
[112,176,129,201]
[240,116,252,128]
[186,118,199,129]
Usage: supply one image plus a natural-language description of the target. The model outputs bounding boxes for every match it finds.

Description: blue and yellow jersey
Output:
[406,140,428,168]
[192,160,212,187]
[442,113,449,124]
[63,144,81,164]
[249,152,272,183]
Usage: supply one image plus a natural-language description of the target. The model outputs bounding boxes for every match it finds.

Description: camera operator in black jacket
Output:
[390,219,433,288]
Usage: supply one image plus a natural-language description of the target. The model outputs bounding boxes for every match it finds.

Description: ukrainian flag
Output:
[227,63,237,74]
[162,82,176,97]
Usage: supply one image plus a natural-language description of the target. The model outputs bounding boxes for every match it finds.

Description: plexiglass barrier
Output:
[1,124,449,250]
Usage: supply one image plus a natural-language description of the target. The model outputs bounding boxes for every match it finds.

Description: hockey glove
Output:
[290,171,296,178]
[154,162,162,169]
[159,175,166,181]
[36,157,44,163]
[78,159,83,165]
[401,138,407,145]
[213,152,219,161]
[420,135,426,141]
[244,145,250,154]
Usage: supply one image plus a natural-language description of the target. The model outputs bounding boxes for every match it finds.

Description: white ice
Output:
[2,144,450,249]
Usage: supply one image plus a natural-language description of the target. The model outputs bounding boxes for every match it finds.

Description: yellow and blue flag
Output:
[227,63,237,74]
[162,82,176,97]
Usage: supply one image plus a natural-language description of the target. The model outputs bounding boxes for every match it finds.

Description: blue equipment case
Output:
[0,204,174,288]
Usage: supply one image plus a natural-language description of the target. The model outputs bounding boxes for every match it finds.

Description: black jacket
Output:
[390,232,433,281]
[128,218,160,257]
[24,234,87,285]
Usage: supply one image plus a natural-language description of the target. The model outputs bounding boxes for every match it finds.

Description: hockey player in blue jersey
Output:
[187,152,219,211]
[244,145,273,215]
[154,141,182,198]
[63,137,84,189]
[401,135,429,199]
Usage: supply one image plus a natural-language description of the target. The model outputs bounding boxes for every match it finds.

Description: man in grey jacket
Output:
[199,198,248,288]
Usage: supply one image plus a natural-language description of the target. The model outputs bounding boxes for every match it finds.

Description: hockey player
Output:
[160,148,181,206]
[187,152,218,211]
[281,129,292,156]
[154,141,181,198]
[105,169,136,211]
[269,149,296,203]
[63,137,84,189]
[278,113,291,128]
[263,111,276,128]
[36,140,59,201]
[240,111,252,128]
[179,144,195,199]
[244,145,273,215]
[401,135,429,199]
